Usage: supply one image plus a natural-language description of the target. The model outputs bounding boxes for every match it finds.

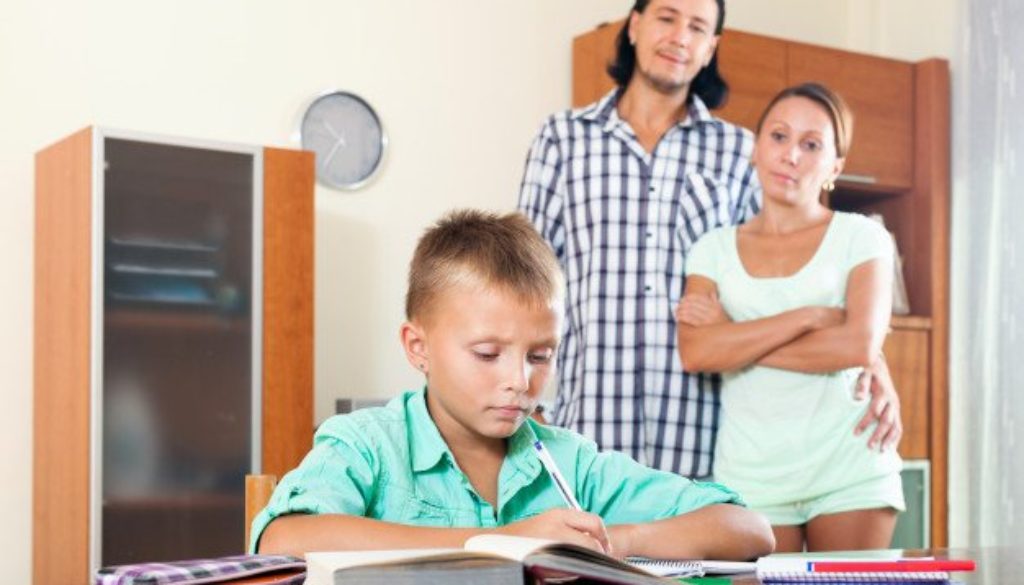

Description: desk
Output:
[720,548,1019,585]
[225,547,1018,584]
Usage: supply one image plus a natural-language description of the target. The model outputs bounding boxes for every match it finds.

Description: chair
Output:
[244,474,278,551]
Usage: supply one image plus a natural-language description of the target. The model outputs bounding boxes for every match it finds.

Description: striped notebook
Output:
[756,556,975,583]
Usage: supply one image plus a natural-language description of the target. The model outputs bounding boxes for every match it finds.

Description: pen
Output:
[533,440,583,511]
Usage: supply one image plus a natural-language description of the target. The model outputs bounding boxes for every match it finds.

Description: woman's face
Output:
[753,96,844,206]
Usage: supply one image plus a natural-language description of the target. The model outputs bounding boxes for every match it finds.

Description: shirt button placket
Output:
[644,181,661,296]
[645,183,656,244]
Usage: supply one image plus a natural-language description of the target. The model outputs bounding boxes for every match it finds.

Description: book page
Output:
[463,534,558,561]
[465,534,688,582]
[305,548,473,585]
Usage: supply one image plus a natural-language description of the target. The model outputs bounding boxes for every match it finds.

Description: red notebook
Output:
[756,556,976,583]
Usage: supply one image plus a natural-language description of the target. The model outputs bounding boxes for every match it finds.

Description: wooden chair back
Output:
[244,474,278,551]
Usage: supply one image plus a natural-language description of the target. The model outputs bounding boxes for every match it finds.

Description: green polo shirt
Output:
[249,389,743,552]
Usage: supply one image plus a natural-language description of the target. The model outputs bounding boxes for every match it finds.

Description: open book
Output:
[304,534,704,584]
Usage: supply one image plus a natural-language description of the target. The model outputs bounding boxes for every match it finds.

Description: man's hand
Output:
[496,508,612,555]
[675,293,730,327]
[853,356,902,452]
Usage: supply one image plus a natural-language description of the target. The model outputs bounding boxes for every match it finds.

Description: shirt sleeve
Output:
[685,228,722,281]
[248,417,379,552]
[573,434,744,524]
[517,119,567,260]
[732,127,762,224]
[846,213,895,270]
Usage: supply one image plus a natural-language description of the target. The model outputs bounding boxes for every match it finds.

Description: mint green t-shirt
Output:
[685,211,902,507]
[249,388,743,551]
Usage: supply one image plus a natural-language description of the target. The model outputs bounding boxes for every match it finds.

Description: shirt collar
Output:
[574,87,719,132]
[407,387,451,473]
[506,419,542,475]
[684,93,717,127]
[574,87,623,130]
[406,387,543,477]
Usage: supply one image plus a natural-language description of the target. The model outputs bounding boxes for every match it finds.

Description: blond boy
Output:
[251,210,773,559]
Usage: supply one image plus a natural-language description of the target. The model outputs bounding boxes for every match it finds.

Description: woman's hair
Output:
[405,209,564,321]
[606,0,728,108]
[755,82,855,158]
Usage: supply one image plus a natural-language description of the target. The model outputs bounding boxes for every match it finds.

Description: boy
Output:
[251,210,774,560]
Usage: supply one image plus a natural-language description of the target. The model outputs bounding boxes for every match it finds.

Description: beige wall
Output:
[728,0,953,61]
[0,0,952,580]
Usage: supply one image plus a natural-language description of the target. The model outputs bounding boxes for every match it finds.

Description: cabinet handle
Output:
[838,173,878,185]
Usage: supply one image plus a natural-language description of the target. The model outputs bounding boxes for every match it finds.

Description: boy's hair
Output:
[405,209,564,321]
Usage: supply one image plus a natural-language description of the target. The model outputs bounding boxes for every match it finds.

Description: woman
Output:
[676,83,904,552]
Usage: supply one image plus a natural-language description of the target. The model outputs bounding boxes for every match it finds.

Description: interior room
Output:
[4,0,1021,583]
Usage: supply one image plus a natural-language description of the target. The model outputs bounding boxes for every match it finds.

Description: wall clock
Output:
[300,90,387,190]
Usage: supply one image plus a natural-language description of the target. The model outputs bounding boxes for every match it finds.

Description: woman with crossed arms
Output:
[676,82,904,552]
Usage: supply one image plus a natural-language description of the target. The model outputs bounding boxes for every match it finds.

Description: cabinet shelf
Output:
[104,493,239,511]
[892,315,932,330]
[105,308,249,333]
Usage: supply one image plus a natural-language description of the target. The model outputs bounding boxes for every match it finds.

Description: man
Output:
[518,0,901,478]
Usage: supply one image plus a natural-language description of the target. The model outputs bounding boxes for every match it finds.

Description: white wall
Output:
[729,0,953,61]
[0,1,953,581]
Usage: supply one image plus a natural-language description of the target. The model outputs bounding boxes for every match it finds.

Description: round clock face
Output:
[300,91,386,190]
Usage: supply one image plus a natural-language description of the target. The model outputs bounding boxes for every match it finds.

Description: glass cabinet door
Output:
[101,137,256,563]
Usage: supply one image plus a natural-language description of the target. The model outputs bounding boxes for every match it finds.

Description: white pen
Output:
[533,439,583,510]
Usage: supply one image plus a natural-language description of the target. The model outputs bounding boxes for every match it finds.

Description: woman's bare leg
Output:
[806,508,897,551]
[772,524,806,553]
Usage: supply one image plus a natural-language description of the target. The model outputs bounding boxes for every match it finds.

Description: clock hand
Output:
[323,120,341,140]
[321,134,347,170]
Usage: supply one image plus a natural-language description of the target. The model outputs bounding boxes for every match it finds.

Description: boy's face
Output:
[401,281,560,449]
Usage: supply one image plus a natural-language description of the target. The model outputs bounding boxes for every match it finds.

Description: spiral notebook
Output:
[755,556,975,583]
[629,558,754,577]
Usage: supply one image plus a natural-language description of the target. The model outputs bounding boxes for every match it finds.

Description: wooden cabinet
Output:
[715,30,788,131]
[885,317,931,460]
[572,21,620,109]
[787,42,914,191]
[33,128,315,585]
[572,24,950,546]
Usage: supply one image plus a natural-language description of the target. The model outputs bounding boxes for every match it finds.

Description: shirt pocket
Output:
[399,498,455,526]
[676,172,735,253]
[370,481,455,526]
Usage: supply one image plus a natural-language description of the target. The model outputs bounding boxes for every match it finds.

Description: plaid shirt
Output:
[518,89,760,478]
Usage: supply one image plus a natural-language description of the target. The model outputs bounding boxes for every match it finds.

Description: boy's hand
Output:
[497,509,612,555]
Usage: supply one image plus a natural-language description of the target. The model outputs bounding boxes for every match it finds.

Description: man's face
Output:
[628,0,720,95]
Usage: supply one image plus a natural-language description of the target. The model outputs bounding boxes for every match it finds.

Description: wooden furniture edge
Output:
[244,474,278,551]
[914,58,951,548]
[34,126,93,585]
[261,147,315,480]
